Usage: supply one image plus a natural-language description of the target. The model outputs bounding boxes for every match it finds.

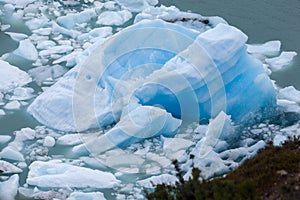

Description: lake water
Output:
[161,0,300,89]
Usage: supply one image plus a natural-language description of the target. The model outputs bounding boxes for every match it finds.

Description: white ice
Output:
[265,51,297,71]
[96,10,132,26]
[67,192,106,200]
[0,174,19,200]
[278,86,300,104]
[27,160,120,189]
[247,40,281,56]
[0,135,11,144]
[13,39,38,61]
[116,0,158,12]
[5,31,28,42]
[0,160,23,174]
[137,174,178,188]
[43,136,55,147]
[0,60,32,93]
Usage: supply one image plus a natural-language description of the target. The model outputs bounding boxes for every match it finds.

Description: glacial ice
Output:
[13,38,38,61]
[27,160,120,189]
[278,86,300,104]
[0,160,23,174]
[0,60,32,92]
[5,31,28,42]
[67,192,106,200]
[96,10,132,26]
[266,51,297,71]
[0,174,19,200]
[28,20,276,139]
[247,40,281,56]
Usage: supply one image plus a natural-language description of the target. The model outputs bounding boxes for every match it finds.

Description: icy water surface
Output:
[0,1,299,199]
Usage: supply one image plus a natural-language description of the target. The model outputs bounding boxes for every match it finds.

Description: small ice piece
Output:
[56,8,97,29]
[32,27,52,36]
[273,135,288,146]
[77,27,112,41]
[0,60,32,92]
[25,17,50,30]
[4,100,21,110]
[1,24,11,31]
[247,40,281,56]
[163,137,192,153]
[0,174,19,200]
[13,39,38,61]
[10,87,35,101]
[1,0,37,7]
[265,51,297,71]
[52,22,81,38]
[0,160,23,174]
[0,135,11,144]
[116,0,158,12]
[36,40,56,50]
[96,10,132,26]
[39,45,73,57]
[0,109,5,115]
[67,192,106,200]
[137,174,178,188]
[5,32,28,42]
[277,99,300,113]
[27,160,120,188]
[0,146,25,161]
[57,134,82,146]
[278,86,300,104]
[43,136,55,147]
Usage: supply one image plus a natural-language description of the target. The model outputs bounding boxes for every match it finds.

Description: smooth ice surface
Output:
[96,10,132,26]
[67,192,106,200]
[0,160,23,174]
[247,40,281,56]
[0,174,19,200]
[0,60,32,92]
[28,20,276,135]
[27,160,120,189]
[13,39,38,61]
[265,51,297,71]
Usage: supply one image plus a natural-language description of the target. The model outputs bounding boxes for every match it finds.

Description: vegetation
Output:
[145,137,300,200]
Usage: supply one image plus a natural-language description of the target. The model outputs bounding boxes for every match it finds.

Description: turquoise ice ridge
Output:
[28,19,276,150]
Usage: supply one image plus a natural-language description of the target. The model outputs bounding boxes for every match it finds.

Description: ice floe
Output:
[0,160,22,174]
[0,60,32,93]
[0,174,19,200]
[27,160,120,189]
[266,51,297,71]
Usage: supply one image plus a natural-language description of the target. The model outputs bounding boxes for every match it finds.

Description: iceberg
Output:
[28,19,276,150]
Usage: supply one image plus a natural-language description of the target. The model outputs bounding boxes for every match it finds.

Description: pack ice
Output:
[28,19,276,149]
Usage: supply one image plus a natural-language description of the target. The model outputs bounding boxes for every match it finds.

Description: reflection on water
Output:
[160,0,300,89]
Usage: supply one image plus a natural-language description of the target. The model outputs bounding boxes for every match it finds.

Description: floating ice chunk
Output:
[32,27,52,36]
[0,174,19,200]
[5,31,28,42]
[82,105,181,153]
[0,60,32,92]
[0,135,11,144]
[36,40,56,50]
[117,0,157,12]
[4,100,21,110]
[137,174,178,188]
[43,136,55,147]
[277,99,300,113]
[52,22,81,38]
[25,17,50,30]
[27,160,120,188]
[0,146,25,161]
[57,8,97,29]
[57,134,82,146]
[247,40,281,56]
[273,135,288,146]
[0,0,36,7]
[39,45,73,57]
[96,10,132,26]
[67,192,106,200]
[10,87,35,101]
[0,160,22,174]
[265,51,297,71]
[77,27,113,41]
[1,24,11,31]
[0,109,5,115]
[13,39,38,61]
[278,86,300,104]
[163,137,192,153]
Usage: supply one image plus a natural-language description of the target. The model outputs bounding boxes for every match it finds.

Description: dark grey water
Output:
[161,0,300,89]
